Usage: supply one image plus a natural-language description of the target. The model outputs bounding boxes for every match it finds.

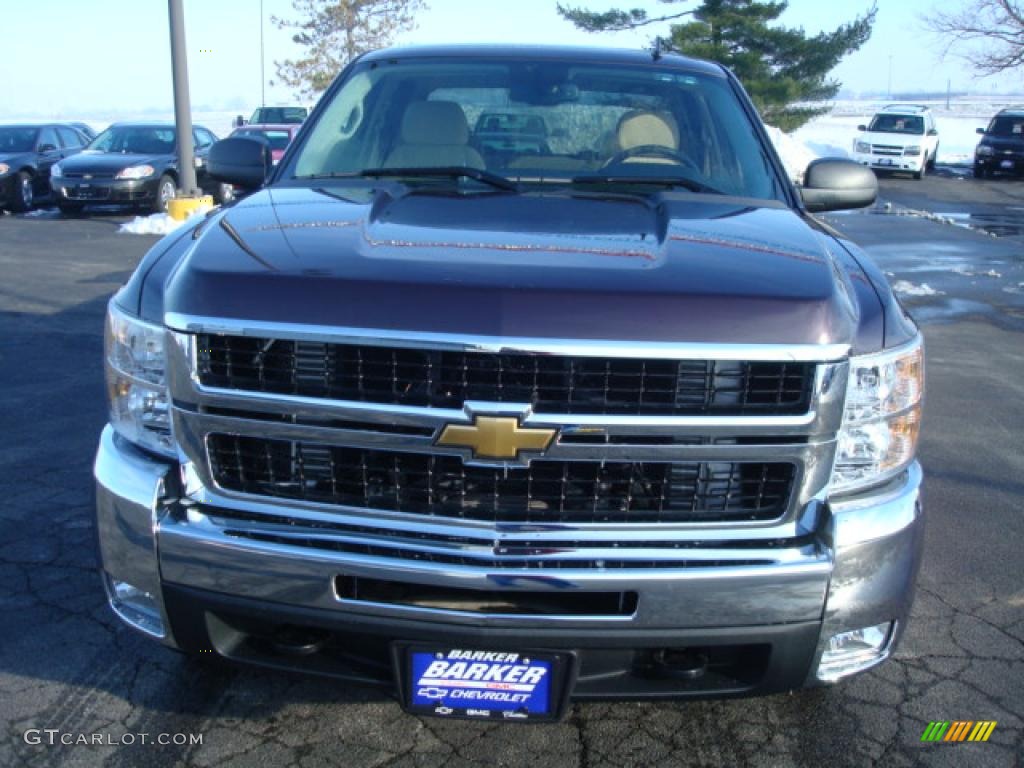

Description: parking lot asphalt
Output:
[1,180,1022,767]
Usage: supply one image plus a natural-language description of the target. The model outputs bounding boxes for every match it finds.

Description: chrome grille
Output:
[208,434,796,524]
[196,334,815,416]
[167,321,846,570]
[870,144,903,156]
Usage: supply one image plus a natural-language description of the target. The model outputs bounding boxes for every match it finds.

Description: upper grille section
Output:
[208,434,796,525]
[196,334,815,416]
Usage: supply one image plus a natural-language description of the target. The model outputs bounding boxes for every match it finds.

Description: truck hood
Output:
[163,185,862,346]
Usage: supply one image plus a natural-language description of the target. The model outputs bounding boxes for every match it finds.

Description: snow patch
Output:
[764,125,819,182]
[952,266,1002,278]
[21,208,62,219]
[891,280,944,297]
[119,208,210,236]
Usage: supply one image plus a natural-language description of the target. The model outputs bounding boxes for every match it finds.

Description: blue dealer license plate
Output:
[403,647,568,721]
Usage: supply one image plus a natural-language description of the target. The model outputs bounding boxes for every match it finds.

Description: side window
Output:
[38,127,59,151]
[57,127,82,148]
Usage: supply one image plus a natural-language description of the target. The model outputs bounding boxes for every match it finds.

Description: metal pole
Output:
[260,0,266,107]
[168,0,198,196]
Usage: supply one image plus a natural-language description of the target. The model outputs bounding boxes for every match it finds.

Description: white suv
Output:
[851,105,939,180]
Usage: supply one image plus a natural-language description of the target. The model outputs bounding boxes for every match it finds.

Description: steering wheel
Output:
[603,144,700,174]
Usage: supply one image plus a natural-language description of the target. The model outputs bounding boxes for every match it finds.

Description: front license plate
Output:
[878,158,894,166]
[1001,159,1014,169]
[399,646,571,721]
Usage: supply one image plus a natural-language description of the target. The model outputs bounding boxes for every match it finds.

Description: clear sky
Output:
[1,0,1019,118]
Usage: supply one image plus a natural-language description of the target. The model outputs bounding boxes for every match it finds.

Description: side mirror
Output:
[856,124,866,131]
[38,143,58,153]
[208,137,272,189]
[976,127,986,135]
[235,115,245,128]
[800,158,878,213]
[927,128,938,136]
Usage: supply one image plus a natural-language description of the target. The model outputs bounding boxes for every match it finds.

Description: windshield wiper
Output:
[297,166,519,192]
[570,175,723,195]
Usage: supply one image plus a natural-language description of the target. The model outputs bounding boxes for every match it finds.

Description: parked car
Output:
[0,123,89,211]
[96,45,923,721]
[234,106,308,128]
[973,106,1024,178]
[66,122,99,141]
[229,123,300,164]
[473,111,551,157]
[851,104,939,179]
[49,122,231,214]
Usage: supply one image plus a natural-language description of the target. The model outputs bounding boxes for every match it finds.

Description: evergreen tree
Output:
[558,0,876,131]
[274,0,427,100]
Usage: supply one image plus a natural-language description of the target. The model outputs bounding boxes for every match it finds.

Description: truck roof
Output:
[359,44,727,77]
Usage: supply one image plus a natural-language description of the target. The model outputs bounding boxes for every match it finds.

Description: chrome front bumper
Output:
[95,424,924,688]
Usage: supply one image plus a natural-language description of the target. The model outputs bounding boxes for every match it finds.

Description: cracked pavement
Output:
[1,185,1022,767]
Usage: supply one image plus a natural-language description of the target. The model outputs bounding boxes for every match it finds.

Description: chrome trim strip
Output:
[190,483,821,540]
[166,312,851,362]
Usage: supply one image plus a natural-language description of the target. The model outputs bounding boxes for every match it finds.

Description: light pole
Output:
[260,0,266,107]
[167,0,197,197]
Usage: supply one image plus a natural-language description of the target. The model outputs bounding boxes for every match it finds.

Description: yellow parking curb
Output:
[167,195,214,221]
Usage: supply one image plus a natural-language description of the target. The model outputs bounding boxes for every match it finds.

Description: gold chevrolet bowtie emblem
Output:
[436,416,556,460]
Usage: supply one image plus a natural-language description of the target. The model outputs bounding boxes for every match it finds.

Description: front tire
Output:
[973,164,988,179]
[151,174,176,214]
[927,145,938,170]
[10,171,34,212]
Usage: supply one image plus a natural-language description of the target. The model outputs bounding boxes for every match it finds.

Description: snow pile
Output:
[119,207,211,236]
[891,280,944,297]
[764,125,820,182]
[21,208,62,219]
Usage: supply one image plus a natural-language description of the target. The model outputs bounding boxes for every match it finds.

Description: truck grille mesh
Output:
[208,434,795,524]
[196,335,814,416]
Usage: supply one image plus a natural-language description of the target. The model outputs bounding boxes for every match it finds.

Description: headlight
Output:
[50,162,63,178]
[854,141,871,154]
[903,146,921,156]
[104,301,174,458]
[976,145,994,156]
[115,164,156,180]
[0,163,9,176]
[830,336,923,494]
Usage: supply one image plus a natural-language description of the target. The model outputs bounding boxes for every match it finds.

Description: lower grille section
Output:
[208,435,795,524]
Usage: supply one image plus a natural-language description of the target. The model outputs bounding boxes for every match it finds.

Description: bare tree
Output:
[274,0,427,99]
[924,0,1024,74]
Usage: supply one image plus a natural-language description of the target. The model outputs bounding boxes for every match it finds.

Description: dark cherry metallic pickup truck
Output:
[96,45,924,722]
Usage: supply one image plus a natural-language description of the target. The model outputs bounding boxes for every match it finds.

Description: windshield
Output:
[250,107,307,124]
[0,127,39,153]
[88,126,176,154]
[987,115,1024,137]
[286,58,784,200]
[867,114,924,135]
[235,128,293,150]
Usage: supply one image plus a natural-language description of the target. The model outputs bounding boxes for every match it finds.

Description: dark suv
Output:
[974,107,1024,178]
[94,45,924,722]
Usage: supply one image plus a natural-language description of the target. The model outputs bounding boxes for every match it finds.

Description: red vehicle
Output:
[228,124,299,165]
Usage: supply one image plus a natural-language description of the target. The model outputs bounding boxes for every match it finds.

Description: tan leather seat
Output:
[384,101,484,168]
[614,110,681,164]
